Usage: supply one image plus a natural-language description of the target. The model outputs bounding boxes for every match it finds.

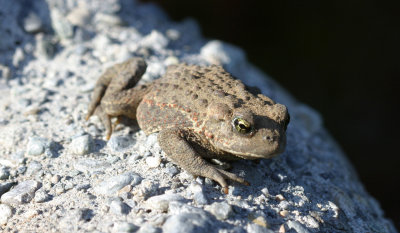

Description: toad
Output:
[86,57,290,193]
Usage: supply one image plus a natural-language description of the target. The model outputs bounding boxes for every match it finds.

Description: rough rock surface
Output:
[0,0,396,232]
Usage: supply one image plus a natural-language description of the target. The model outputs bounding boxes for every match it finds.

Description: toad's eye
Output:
[233,117,252,134]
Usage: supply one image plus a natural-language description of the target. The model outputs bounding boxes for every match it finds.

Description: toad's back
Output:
[136,64,276,134]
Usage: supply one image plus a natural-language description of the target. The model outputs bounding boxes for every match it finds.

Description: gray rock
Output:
[26,137,53,156]
[246,224,274,233]
[26,160,42,176]
[205,202,233,220]
[0,204,13,225]
[110,199,131,215]
[0,166,10,180]
[22,11,43,33]
[74,158,111,174]
[165,164,179,177]
[69,134,93,155]
[137,224,160,233]
[108,135,135,152]
[1,180,41,205]
[145,193,185,212]
[287,220,310,233]
[66,7,91,27]
[112,221,139,233]
[163,212,215,233]
[34,188,50,203]
[94,172,141,196]
[50,8,74,39]
[12,47,25,67]
[0,182,14,196]
[189,183,208,205]
[35,34,56,59]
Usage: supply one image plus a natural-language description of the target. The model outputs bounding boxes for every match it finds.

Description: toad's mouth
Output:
[220,148,283,160]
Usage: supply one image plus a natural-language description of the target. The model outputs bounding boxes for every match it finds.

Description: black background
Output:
[141,0,400,229]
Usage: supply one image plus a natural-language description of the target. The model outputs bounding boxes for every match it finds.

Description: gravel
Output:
[0,0,396,232]
[1,180,41,205]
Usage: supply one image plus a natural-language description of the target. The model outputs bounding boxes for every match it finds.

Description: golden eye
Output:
[233,117,252,134]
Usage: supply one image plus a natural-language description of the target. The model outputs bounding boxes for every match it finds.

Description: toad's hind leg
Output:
[158,128,250,194]
[85,57,148,139]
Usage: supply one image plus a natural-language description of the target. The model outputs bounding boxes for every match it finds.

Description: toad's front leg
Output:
[158,128,249,194]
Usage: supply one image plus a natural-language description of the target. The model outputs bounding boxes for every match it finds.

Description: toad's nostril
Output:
[264,135,274,142]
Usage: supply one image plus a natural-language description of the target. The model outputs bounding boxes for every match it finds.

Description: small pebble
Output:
[110,199,131,215]
[146,155,161,168]
[69,134,92,155]
[162,212,213,233]
[22,11,43,33]
[205,202,233,220]
[145,193,185,212]
[0,166,10,180]
[0,182,14,196]
[26,160,42,176]
[34,189,50,203]
[247,223,274,233]
[137,224,160,233]
[94,172,141,196]
[51,174,61,184]
[112,221,138,233]
[66,7,91,27]
[1,180,41,205]
[108,135,135,152]
[275,194,285,201]
[27,137,51,156]
[0,204,13,225]
[189,183,208,205]
[286,220,310,233]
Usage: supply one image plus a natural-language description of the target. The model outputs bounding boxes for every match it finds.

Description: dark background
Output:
[141,0,400,229]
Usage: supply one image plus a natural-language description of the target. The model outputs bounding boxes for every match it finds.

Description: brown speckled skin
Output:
[86,57,290,193]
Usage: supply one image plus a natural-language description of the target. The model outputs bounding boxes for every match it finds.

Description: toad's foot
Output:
[158,128,250,194]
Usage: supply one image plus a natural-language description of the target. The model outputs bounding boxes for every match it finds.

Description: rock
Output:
[0,64,11,80]
[140,30,169,51]
[108,135,135,152]
[205,202,233,220]
[1,180,41,205]
[287,220,310,233]
[26,137,54,156]
[26,160,42,176]
[0,166,10,180]
[145,193,185,212]
[110,199,131,215]
[34,188,50,203]
[0,182,14,196]
[112,221,139,233]
[163,212,215,233]
[12,47,25,67]
[189,183,208,205]
[94,13,124,26]
[22,11,43,33]
[0,204,13,225]
[69,134,93,155]
[146,155,161,168]
[94,172,141,196]
[165,164,179,177]
[137,224,160,233]
[50,8,74,40]
[74,158,111,174]
[66,7,91,27]
[200,40,245,71]
[247,223,274,233]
